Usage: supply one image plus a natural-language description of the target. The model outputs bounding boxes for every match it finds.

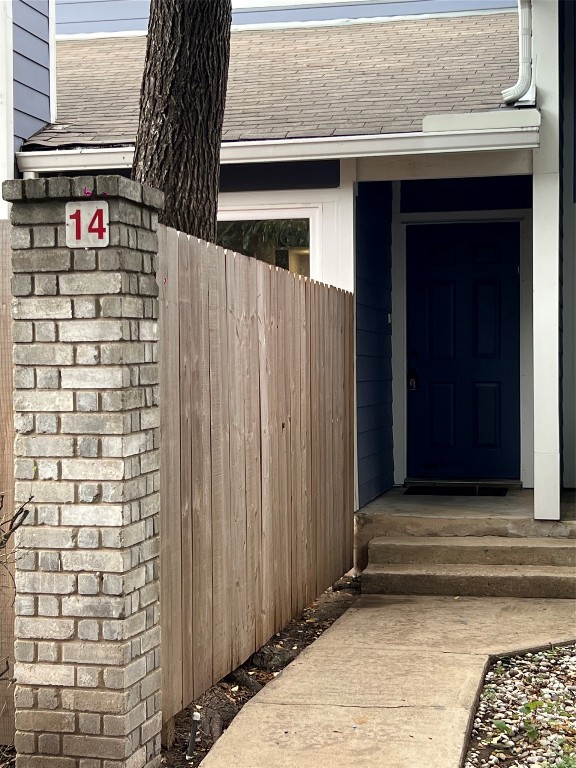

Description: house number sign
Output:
[65,201,110,248]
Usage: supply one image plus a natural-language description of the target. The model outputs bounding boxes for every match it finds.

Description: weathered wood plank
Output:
[158,225,183,721]
[335,288,346,579]
[276,270,291,629]
[157,229,355,716]
[315,285,329,593]
[178,232,194,707]
[208,243,232,683]
[244,255,261,652]
[257,263,274,643]
[327,286,336,586]
[302,278,313,607]
[227,250,249,669]
[347,292,355,568]
[290,275,304,616]
[348,292,356,566]
[0,221,15,745]
[310,281,322,598]
[269,267,282,632]
[335,287,344,582]
[191,239,214,699]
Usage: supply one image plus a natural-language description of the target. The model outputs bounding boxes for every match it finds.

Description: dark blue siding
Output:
[220,160,339,193]
[401,176,532,213]
[13,0,51,150]
[356,182,394,508]
[55,0,514,35]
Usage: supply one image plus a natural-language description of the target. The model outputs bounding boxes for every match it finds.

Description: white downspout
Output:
[502,0,533,105]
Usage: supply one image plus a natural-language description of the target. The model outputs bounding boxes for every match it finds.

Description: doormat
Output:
[404,486,508,497]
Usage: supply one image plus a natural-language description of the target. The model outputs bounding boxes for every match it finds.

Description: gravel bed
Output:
[465,643,576,768]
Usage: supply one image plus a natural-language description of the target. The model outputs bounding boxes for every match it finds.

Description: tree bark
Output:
[132,0,232,241]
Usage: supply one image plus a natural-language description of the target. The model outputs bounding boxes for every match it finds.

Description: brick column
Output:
[2,176,163,768]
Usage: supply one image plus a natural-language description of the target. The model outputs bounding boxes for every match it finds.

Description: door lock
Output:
[408,366,419,391]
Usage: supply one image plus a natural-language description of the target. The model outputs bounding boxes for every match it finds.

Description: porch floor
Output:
[360,487,576,520]
[355,488,576,571]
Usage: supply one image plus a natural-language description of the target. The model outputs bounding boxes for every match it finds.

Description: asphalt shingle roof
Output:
[26,11,518,150]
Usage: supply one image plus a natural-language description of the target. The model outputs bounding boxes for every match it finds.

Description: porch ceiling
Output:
[25,11,518,152]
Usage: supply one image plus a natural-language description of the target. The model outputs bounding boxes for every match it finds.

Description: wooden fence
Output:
[0,220,15,745]
[158,226,354,722]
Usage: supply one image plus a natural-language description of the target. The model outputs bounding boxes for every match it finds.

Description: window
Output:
[216,217,310,276]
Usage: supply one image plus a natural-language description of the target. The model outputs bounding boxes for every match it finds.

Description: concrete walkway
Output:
[199,595,576,768]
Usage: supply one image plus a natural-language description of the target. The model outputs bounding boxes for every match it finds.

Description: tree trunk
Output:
[132,0,232,241]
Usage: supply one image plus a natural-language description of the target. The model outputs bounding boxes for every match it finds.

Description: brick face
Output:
[3,176,163,768]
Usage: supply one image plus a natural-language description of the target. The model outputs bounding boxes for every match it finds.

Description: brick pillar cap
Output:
[2,175,164,211]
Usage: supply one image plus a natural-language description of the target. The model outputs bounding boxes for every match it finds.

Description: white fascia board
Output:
[220,128,539,162]
[17,127,540,175]
[422,108,541,133]
[18,146,136,173]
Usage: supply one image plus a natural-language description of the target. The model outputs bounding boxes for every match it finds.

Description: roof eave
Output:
[17,126,540,174]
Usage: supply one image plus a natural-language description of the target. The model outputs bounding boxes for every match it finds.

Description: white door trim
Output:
[391,207,533,487]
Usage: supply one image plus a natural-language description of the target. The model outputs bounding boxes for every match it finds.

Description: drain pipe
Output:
[502,0,533,105]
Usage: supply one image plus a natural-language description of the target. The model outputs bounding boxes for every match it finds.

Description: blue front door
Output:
[406,222,521,480]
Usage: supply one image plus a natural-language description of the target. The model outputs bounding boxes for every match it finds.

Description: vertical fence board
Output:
[257,263,274,644]
[300,279,312,607]
[208,244,233,683]
[346,292,355,566]
[244,256,261,652]
[327,287,336,586]
[158,225,183,719]
[178,232,195,706]
[335,290,346,578]
[309,280,316,598]
[191,240,214,699]
[159,230,354,721]
[0,221,15,745]
[227,251,249,669]
[277,272,291,629]
[269,268,282,632]
[334,288,343,583]
[340,291,346,575]
[290,276,303,616]
[318,283,328,594]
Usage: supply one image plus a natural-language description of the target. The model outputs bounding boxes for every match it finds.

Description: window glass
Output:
[216,218,310,276]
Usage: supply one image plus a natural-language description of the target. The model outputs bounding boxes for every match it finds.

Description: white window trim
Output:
[217,203,321,280]
[218,182,356,293]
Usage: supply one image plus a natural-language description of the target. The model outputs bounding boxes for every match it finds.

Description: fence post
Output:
[2,176,163,768]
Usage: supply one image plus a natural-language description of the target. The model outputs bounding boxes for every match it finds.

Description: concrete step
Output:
[361,563,576,599]
[368,536,576,567]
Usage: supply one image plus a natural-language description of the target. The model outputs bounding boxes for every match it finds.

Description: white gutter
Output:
[502,0,533,104]
[17,126,540,174]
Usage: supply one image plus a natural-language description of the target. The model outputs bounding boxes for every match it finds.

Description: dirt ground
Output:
[0,745,13,768]
[161,575,360,767]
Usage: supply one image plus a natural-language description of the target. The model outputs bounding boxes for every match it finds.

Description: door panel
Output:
[407,223,520,480]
